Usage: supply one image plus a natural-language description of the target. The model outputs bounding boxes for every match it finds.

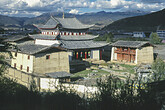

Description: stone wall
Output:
[33,51,70,74]
[6,67,98,98]
[6,67,39,89]
[137,46,154,64]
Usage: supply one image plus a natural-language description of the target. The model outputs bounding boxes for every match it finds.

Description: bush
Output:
[150,32,161,44]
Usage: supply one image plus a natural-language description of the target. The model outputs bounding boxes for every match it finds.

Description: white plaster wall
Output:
[91,49,100,60]
[40,78,59,90]
[111,47,114,61]
[39,79,98,94]
[11,52,34,73]
[35,39,60,46]
[135,49,138,64]
[133,32,146,38]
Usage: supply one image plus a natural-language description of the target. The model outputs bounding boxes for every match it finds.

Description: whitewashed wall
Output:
[35,39,60,46]
[11,52,34,73]
[91,49,100,60]
[39,78,98,96]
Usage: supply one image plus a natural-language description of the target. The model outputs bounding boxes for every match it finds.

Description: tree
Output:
[152,58,165,81]
[150,32,161,44]
[94,32,114,43]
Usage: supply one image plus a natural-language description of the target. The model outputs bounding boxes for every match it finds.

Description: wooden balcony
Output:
[114,50,135,55]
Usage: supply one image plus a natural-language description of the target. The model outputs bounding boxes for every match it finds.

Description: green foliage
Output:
[116,37,147,42]
[152,58,165,81]
[94,32,114,43]
[91,75,163,110]
[150,32,161,44]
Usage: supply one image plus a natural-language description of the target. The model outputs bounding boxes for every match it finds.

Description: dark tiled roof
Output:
[45,71,71,78]
[34,16,59,29]
[111,40,153,48]
[29,34,59,40]
[17,43,50,54]
[11,41,61,55]
[60,35,98,41]
[55,17,94,29]
[3,35,29,42]
[61,40,108,50]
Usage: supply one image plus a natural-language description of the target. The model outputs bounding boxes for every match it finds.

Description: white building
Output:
[157,30,165,38]
[133,32,146,38]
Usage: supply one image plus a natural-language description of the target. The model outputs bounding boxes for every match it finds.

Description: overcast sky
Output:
[0,0,164,17]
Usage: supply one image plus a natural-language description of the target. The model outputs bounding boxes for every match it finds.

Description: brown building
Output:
[111,40,154,64]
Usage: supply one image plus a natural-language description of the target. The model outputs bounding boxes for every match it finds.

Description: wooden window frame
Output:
[28,55,30,60]
[15,52,17,57]
[14,63,16,68]
[20,65,23,70]
[46,55,50,60]
[27,66,29,72]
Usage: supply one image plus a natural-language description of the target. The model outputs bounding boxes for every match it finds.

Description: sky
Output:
[0,0,164,17]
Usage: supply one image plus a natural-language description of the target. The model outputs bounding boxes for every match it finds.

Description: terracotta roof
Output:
[111,40,153,48]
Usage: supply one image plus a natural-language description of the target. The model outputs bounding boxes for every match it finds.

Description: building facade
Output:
[157,30,165,38]
[133,32,146,38]
[32,16,107,61]
[111,40,154,64]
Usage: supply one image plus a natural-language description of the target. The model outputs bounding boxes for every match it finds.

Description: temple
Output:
[31,16,107,61]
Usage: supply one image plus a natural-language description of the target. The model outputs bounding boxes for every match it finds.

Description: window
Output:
[46,55,50,60]
[27,66,29,72]
[72,32,74,35]
[15,52,17,57]
[28,55,30,60]
[14,63,16,68]
[20,65,23,70]
[64,32,66,35]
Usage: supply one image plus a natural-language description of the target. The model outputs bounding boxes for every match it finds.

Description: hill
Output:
[24,11,149,26]
[0,15,28,27]
[104,9,165,32]
[0,11,149,29]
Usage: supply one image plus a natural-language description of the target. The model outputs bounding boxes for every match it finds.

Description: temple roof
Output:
[61,40,108,50]
[34,16,94,30]
[33,16,59,29]
[29,34,98,41]
[111,40,154,48]
[29,34,59,40]
[55,17,94,29]
[60,35,98,41]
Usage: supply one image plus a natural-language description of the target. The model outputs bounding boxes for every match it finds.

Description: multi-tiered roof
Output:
[31,16,107,50]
